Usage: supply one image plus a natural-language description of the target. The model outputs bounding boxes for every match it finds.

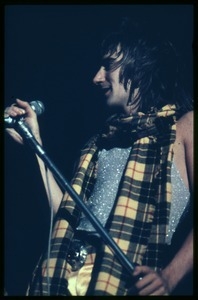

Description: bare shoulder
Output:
[176,111,193,143]
[173,111,193,190]
[177,110,193,126]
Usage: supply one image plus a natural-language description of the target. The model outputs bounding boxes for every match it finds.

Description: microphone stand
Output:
[15,119,136,277]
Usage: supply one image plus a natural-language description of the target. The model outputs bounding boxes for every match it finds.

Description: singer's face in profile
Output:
[93,50,136,115]
[93,46,139,115]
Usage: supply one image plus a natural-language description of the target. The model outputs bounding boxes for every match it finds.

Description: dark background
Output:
[4,4,194,296]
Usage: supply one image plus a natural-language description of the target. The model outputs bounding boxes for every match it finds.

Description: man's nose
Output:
[93,67,106,84]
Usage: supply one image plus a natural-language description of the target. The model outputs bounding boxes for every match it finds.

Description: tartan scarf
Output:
[28,104,178,296]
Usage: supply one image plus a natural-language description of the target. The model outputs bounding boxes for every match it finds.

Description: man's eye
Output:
[103,63,110,71]
[102,59,115,71]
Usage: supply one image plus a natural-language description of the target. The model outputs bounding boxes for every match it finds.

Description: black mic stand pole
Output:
[15,119,136,277]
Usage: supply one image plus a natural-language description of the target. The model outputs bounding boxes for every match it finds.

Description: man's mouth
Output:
[101,86,112,96]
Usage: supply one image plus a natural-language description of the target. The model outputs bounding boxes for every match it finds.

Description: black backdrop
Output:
[4,4,194,296]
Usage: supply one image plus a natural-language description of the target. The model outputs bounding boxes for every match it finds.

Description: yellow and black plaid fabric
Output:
[28,105,178,295]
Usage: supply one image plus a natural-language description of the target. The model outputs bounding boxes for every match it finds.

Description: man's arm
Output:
[132,111,194,295]
[5,99,64,215]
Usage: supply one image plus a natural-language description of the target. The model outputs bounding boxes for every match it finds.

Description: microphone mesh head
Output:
[30,100,45,115]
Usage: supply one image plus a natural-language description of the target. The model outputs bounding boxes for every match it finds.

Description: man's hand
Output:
[131,265,170,295]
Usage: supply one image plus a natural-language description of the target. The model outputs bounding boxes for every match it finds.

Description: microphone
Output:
[4,100,45,127]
